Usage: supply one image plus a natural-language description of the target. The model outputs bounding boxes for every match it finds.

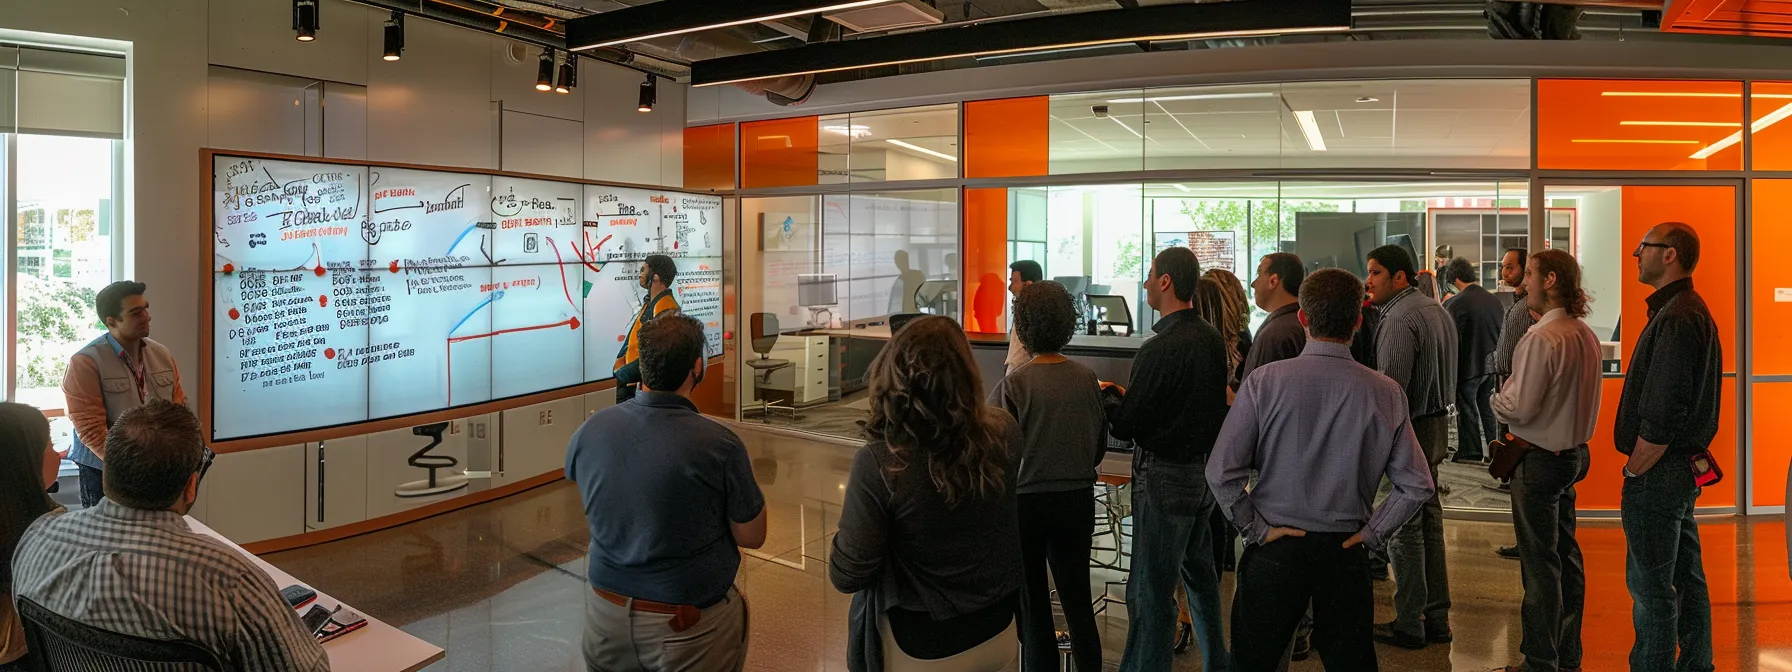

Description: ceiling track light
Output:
[536,48,556,92]
[638,74,657,113]
[293,0,319,42]
[383,11,404,61]
[555,54,576,94]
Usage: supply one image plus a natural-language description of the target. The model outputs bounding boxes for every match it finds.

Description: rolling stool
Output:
[745,312,797,422]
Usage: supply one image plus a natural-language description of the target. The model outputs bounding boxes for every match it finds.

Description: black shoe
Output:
[1372,622,1427,650]
[1369,562,1390,581]
[1497,544,1521,560]
[1174,621,1193,654]
[1290,631,1312,661]
[1451,454,1486,465]
[1426,628,1453,644]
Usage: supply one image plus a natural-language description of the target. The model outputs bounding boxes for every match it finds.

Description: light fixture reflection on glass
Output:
[1690,100,1792,160]
[1293,110,1326,151]
[1569,139,1702,144]
[1617,121,1740,127]
[823,124,872,138]
[1105,92,1277,104]
[886,139,956,162]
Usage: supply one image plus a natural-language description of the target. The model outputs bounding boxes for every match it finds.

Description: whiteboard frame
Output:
[200,148,730,453]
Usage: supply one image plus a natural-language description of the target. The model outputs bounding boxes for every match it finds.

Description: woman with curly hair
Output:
[831,316,1023,671]
[989,281,1106,671]
[0,403,59,670]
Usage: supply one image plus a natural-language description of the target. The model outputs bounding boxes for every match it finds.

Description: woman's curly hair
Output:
[861,316,1007,507]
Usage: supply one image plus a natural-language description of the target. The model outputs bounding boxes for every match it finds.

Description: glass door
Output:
[1535,181,1742,516]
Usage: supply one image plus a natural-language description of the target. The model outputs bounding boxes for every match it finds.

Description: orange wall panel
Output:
[1581,377,1632,511]
[1538,79,1743,171]
[964,97,1048,179]
[1753,180,1792,374]
[964,188,1009,333]
[1619,185,1737,373]
[1751,82,1792,171]
[683,124,736,191]
[740,117,818,189]
[1750,384,1792,508]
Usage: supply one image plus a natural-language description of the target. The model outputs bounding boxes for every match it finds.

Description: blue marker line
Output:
[445,223,480,256]
[448,290,505,336]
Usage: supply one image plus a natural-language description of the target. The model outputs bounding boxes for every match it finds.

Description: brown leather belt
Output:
[593,587,703,632]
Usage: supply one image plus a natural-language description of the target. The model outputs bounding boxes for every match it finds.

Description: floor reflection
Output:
[261,423,1792,671]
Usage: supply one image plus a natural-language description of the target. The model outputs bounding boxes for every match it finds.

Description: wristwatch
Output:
[1623,466,1640,478]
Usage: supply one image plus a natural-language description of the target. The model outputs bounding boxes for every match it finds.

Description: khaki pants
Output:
[583,586,748,672]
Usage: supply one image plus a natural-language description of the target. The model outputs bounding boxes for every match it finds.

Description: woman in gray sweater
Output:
[989,281,1107,671]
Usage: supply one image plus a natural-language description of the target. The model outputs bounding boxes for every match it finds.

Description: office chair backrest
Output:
[15,595,226,672]
[750,313,780,356]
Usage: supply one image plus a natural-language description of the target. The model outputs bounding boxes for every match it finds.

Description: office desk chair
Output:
[395,421,467,498]
[16,595,225,672]
[746,313,796,422]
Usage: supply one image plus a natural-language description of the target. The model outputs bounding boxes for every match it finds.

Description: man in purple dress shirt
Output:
[1207,268,1437,672]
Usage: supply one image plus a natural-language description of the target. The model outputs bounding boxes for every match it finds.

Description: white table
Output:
[185,517,445,672]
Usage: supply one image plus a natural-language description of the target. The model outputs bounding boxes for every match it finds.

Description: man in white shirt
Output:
[1006,260,1043,374]
[1489,249,1602,672]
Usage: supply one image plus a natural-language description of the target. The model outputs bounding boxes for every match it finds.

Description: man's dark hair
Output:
[1366,245,1417,285]
[104,399,204,510]
[97,280,147,325]
[1299,269,1365,341]
[1013,281,1076,355]
[1445,257,1477,285]
[1152,246,1201,302]
[1262,252,1305,298]
[1660,222,1701,272]
[644,254,678,287]
[1506,248,1529,272]
[637,313,705,392]
[1009,260,1043,284]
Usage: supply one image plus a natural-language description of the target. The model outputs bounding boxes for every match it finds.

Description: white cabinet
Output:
[763,335,831,405]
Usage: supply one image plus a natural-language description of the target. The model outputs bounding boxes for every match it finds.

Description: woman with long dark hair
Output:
[832,316,1023,671]
[0,403,60,670]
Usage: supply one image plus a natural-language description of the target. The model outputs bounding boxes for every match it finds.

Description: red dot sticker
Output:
[324,348,336,360]
[389,260,400,274]
[314,266,327,277]
[318,295,329,307]
[222,263,235,274]
[228,308,240,321]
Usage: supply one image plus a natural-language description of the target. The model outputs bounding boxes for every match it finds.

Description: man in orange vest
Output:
[613,255,681,403]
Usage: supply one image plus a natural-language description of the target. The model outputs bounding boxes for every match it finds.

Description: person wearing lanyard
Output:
[61,281,186,509]
[612,255,682,403]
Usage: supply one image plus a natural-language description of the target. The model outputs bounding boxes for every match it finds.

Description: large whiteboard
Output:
[210,155,723,441]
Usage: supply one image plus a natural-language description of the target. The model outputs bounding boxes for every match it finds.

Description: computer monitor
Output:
[1086,294,1132,335]
[1053,275,1091,297]
[798,274,837,307]
[1385,233,1420,269]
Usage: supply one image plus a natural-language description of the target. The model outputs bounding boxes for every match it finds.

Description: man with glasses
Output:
[1616,223,1720,672]
[12,399,328,671]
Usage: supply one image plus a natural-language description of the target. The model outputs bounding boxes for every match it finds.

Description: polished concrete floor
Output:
[263,425,1792,671]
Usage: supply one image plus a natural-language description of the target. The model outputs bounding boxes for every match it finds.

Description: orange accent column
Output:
[683,124,736,190]
[740,117,819,189]
[1751,180,1792,508]
[964,188,1009,334]
[964,97,1049,178]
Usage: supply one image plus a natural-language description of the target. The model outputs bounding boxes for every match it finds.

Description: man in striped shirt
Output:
[1363,244,1459,651]
[12,399,329,671]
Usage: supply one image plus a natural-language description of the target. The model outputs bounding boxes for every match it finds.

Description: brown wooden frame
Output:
[199,148,728,453]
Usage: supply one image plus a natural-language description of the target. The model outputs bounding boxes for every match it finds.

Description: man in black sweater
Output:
[1616,222,1721,672]
[1444,257,1506,463]
[1113,246,1233,672]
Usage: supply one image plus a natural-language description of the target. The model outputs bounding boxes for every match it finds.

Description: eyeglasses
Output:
[197,447,215,487]
[1633,241,1671,256]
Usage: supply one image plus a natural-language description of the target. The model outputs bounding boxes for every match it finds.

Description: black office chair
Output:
[746,313,796,422]
[15,595,225,672]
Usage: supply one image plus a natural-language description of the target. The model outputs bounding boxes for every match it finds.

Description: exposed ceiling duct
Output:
[1486,1,1587,39]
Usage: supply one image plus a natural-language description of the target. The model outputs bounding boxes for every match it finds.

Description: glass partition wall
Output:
[725,75,1792,517]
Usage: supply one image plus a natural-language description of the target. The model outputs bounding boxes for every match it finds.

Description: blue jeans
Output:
[1120,452,1230,672]
[1391,414,1451,638]
[1621,456,1713,672]
[78,463,104,508]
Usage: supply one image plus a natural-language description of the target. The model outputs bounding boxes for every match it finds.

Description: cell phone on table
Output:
[281,585,317,610]
[316,609,369,644]
[300,605,333,635]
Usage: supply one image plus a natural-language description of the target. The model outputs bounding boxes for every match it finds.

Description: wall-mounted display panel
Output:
[206,151,722,445]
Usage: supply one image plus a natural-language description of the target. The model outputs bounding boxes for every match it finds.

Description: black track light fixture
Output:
[555,54,574,94]
[637,74,657,113]
[293,0,319,42]
[383,11,404,61]
[536,48,555,92]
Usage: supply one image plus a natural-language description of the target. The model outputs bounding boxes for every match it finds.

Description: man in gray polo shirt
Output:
[1364,244,1459,651]
[566,313,768,672]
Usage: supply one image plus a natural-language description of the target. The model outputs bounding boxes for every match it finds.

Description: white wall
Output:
[1576,188,1624,340]
[0,0,687,542]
